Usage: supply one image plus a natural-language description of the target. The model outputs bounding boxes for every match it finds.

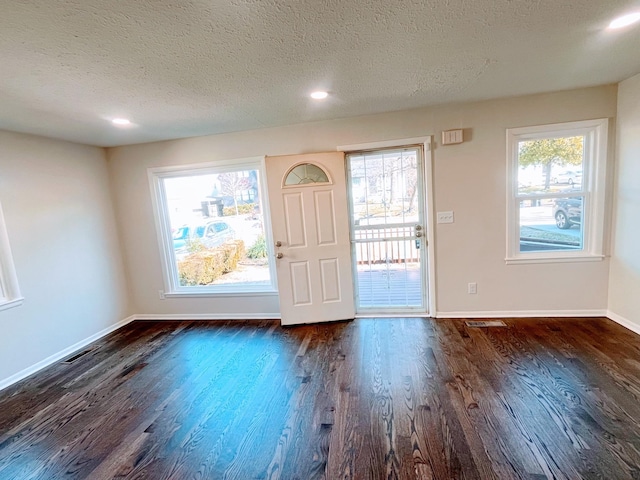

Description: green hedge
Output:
[247,235,267,258]
[178,240,246,286]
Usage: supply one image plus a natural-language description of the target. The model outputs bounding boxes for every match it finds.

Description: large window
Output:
[150,158,276,295]
[0,201,23,311]
[506,119,608,263]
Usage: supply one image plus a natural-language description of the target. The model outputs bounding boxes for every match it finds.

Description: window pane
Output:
[284,163,329,185]
[517,136,584,195]
[354,238,422,308]
[519,197,583,252]
[349,149,419,226]
[507,119,608,262]
[163,169,271,287]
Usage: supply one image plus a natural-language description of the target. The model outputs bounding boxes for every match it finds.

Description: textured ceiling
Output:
[1,1,639,147]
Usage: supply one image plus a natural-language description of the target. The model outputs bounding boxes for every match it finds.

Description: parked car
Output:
[553,198,582,229]
[201,221,235,248]
[552,170,582,185]
[172,220,235,253]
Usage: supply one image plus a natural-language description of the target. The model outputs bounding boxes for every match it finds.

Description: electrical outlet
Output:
[468,282,477,294]
[437,211,454,224]
[158,290,165,300]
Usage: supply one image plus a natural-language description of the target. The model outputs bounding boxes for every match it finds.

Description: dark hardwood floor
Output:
[1,317,639,479]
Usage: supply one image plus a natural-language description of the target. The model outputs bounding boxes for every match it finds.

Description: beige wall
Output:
[609,73,640,331]
[0,131,131,384]
[109,85,617,317]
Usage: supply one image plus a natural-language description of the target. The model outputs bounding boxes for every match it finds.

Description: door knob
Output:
[275,241,282,247]
[415,225,423,231]
[415,231,423,237]
[276,252,284,259]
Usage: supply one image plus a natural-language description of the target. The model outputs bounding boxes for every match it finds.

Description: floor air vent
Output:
[62,348,93,364]
[465,320,507,328]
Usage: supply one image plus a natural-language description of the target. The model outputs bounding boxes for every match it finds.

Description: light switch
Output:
[437,211,454,224]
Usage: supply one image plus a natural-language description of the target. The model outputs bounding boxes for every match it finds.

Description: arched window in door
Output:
[283,163,330,186]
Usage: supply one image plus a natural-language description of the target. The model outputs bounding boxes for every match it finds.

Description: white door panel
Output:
[283,193,307,247]
[266,152,355,325]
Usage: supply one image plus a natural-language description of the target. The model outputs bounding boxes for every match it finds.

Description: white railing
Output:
[352,225,420,264]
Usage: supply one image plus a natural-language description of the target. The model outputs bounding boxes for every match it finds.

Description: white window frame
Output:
[0,201,23,311]
[148,157,277,297]
[506,118,609,264]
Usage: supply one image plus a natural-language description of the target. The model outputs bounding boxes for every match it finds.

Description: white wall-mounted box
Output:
[442,129,463,145]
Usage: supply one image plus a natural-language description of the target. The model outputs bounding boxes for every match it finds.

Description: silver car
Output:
[173,220,235,253]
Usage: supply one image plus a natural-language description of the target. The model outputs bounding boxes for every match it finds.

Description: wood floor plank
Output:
[467,324,590,479]
[1,317,639,479]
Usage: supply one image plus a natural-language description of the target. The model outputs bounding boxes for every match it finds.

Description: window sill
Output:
[505,254,605,265]
[164,289,278,299]
[0,297,24,312]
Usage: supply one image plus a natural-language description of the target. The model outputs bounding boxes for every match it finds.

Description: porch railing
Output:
[352,224,420,265]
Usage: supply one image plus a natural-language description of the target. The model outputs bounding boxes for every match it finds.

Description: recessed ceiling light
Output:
[609,12,640,29]
[112,118,131,126]
[310,91,329,100]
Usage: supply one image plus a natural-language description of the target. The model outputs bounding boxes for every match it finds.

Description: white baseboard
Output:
[435,309,608,319]
[133,313,280,321]
[606,310,640,335]
[0,315,137,392]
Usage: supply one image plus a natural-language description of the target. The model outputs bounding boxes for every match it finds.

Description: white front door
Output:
[265,152,355,325]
